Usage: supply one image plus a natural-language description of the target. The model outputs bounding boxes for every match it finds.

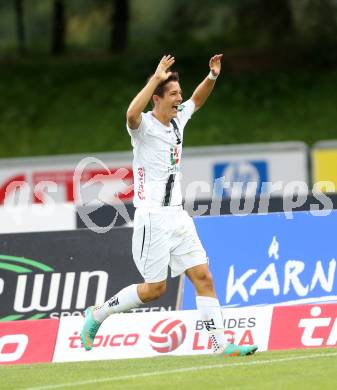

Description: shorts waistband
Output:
[135,205,183,214]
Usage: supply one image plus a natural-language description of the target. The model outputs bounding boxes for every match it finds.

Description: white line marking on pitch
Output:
[24,351,337,390]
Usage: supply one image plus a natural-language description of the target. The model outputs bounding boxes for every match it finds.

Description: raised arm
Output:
[126,55,175,129]
[191,54,223,112]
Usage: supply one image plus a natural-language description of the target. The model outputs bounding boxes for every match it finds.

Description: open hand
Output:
[209,54,223,77]
[154,55,175,81]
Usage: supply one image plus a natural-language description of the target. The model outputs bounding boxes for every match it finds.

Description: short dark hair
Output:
[152,72,180,98]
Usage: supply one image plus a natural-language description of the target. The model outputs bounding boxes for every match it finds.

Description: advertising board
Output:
[53,306,272,362]
[312,141,337,192]
[0,228,180,321]
[2,302,335,365]
[0,203,76,234]
[0,143,308,207]
[182,143,308,200]
[183,211,337,309]
[0,319,58,364]
[268,303,337,350]
[0,152,133,206]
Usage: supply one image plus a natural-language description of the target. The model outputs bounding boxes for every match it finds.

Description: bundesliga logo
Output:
[149,318,187,353]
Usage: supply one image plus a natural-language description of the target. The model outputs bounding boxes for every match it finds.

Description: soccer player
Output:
[81,54,258,356]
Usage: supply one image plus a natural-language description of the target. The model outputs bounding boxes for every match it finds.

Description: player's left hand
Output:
[209,54,223,77]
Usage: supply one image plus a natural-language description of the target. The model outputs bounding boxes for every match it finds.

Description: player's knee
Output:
[138,281,167,302]
[200,270,214,289]
[194,268,213,283]
[151,283,166,299]
[145,282,167,301]
[194,270,215,293]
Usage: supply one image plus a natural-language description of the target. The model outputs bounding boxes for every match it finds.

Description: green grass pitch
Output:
[1,348,337,390]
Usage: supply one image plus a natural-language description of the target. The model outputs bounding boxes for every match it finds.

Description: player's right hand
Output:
[154,55,175,81]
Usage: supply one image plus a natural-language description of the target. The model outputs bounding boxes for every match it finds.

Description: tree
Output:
[110,0,129,53]
[51,0,66,55]
[14,0,26,54]
[301,0,337,65]
[158,0,216,57]
[234,0,295,47]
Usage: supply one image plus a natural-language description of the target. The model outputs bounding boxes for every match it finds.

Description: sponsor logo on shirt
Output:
[137,167,145,200]
[170,146,180,166]
[168,145,181,174]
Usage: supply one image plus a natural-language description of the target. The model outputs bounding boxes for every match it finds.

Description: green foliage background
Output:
[0,0,336,158]
[0,58,336,158]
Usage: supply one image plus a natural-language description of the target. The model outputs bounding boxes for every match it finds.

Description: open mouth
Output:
[172,105,179,112]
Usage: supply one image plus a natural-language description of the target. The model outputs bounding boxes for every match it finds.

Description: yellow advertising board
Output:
[312,145,337,192]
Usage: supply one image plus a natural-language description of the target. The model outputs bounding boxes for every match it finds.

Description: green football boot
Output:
[80,306,102,351]
[222,343,258,357]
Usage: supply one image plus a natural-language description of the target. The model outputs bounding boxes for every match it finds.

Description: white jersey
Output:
[127,99,195,208]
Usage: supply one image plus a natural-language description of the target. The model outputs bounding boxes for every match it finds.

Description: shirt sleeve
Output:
[126,112,147,139]
[176,99,196,129]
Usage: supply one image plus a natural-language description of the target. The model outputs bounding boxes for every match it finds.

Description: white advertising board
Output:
[181,143,309,200]
[53,307,272,362]
[0,152,133,206]
[0,142,308,206]
[0,203,76,233]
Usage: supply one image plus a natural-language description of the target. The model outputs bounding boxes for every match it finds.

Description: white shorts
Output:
[132,206,208,283]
